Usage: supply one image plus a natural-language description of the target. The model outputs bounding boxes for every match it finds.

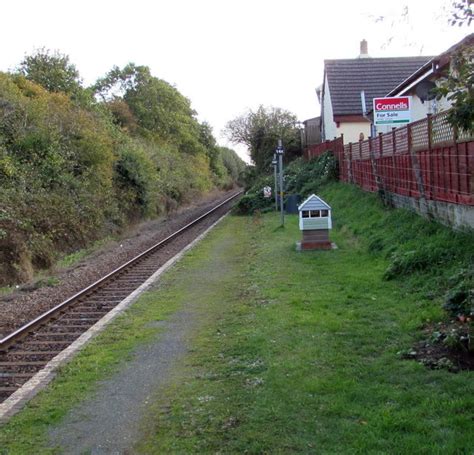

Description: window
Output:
[301,209,330,218]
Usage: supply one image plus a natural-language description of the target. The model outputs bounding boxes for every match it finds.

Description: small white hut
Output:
[298,194,332,250]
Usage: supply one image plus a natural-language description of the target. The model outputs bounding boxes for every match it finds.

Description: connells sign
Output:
[373,96,411,126]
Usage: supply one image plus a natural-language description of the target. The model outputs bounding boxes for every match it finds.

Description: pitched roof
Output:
[324,56,432,116]
[386,33,474,97]
[298,194,331,211]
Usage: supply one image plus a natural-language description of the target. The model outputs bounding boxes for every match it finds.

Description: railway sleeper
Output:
[67,311,107,316]
[55,318,100,324]
[0,361,47,369]
[30,332,81,339]
[22,341,70,349]
[1,352,59,362]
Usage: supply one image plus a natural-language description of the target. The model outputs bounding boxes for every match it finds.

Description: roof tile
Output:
[325,57,432,116]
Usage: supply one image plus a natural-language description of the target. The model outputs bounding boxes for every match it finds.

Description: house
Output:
[384,33,474,124]
[318,40,431,143]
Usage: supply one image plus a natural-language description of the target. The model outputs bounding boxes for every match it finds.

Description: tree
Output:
[219,147,246,182]
[223,105,302,174]
[435,2,473,133]
[449,0,473,26]
[435,41,474,133]
[18,48,82,95]
[94,64,206,153]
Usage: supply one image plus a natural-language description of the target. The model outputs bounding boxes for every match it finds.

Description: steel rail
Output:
[0,190,242,352]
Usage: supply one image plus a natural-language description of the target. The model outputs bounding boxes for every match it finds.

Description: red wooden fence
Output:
[304,111,474,206]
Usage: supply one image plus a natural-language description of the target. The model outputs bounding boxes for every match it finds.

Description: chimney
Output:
[359,39,369,58]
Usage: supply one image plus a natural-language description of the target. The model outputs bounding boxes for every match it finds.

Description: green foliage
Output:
[383,248,453,280]
[224,105,302,173]
[434,5,474,133]
[235,152,338,215]
[219,146,247,183]
[284,152,338,195]
[443,269,474,317]
[234,175,274,214]
[0,54,242,285]
[321,182,474,317]
[92,63,207,156]
[435,44,474,133]
[113,140,156,219]
[18,48,83,96]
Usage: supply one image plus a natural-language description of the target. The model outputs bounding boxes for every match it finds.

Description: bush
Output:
[383,248,454,280]
[234,175,274,215]
[0,66,244,285]
[235,152,338,216]
[443,269,474,317]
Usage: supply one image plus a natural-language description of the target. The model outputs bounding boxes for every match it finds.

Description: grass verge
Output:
[1,183,473,453]
[137,204,473,453]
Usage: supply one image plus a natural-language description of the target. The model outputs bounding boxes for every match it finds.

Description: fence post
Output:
[453,124,461,201]
[369,136,382,193]
[427,113,432,151]
[348,142,353,183]
[391,128,397,192]
[427,113,433,198]
[408,123,427,202]
[339,134,344,178]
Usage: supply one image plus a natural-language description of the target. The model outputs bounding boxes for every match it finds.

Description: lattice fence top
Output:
[411,118,429,151]
[431,111,455,146]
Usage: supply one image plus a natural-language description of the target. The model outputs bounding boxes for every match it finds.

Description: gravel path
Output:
[47,215,239,453]
[48,309,197,454]
[0,189,235,338]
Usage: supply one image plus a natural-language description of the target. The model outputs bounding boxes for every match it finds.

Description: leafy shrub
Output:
[235,152,338,215]
[384,248,454,280]
[443,269,474,317]
[0,62,245,285]
[234,175,274,215]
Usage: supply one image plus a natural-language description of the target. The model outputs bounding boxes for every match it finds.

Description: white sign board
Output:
[263,186,272,198]
[373,96,411,126]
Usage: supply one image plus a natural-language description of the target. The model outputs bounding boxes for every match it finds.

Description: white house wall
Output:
[322,75,337,141]
[339,121,372,143]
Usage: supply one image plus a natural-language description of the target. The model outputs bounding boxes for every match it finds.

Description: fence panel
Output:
[303,111,473,206]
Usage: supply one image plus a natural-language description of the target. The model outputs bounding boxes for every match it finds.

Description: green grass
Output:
[1,183,473,453]
[320,183,474,300]
[56,236,114,269]
[0,280,183,454]
[136,199,473,453]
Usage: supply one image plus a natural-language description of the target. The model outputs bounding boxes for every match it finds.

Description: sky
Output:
[0,0,470,162]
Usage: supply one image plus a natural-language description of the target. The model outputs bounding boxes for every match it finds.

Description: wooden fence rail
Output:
[304,111,474,206]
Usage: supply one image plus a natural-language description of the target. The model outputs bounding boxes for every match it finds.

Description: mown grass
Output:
[137,189,473,453]
[1,183,473,453]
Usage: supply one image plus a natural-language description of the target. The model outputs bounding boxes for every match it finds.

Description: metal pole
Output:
[277,139,284,227]
[273,154,278,211]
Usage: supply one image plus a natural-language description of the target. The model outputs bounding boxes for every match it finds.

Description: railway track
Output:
[0,191,241,403]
